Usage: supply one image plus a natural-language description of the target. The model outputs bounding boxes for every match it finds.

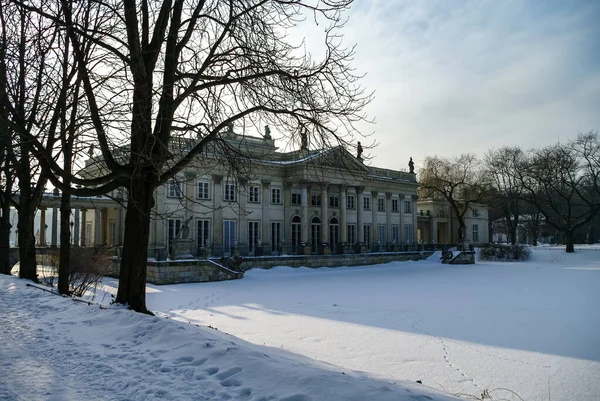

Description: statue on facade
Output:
[357,141,363,159]
[87,144,94,157]
[408,157,414,173]
[264,125,272,140]
[226,122,234,134]
[178,217,193,239]
[300,129,308,150]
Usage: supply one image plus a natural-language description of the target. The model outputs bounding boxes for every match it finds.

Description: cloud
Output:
[338,0,600,170]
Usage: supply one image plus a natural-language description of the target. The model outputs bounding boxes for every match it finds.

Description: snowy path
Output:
[0,277,457,401]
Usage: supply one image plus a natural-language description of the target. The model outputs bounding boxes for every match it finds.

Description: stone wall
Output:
[111,259,243,285]
[239,251,432,270]
[449,251,475,265]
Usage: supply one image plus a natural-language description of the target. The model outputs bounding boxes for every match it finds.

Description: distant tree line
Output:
[419,131,600,253]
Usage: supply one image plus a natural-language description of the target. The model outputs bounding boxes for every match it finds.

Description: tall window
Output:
[311,193,321,206]
[363,224,371,248]
[197,219,210,248]
[392,199,399,213]
[329,193,339,208]
[347,195,355,210]
[223,220,236,255]
[291,216,301,253]
[168,218,182,254]
[271,188,282,204]
[377,197,385,212]
[197,181,210,200]
[109,221,117,246]
[347,224,356,245]
[472,224,479,242]
[363,196,371,211]
[378,225,386,245]
[311,216,321,250]
[224,182,236,202]
[167,179,183,198]
[248,221,260,254]
[329,217,340,248]
[404,200,412,213]
[271,222,282,252]
[248,185,260,203]
[392,225,399,244]
[291,190,302,206]
[404,225,413,243]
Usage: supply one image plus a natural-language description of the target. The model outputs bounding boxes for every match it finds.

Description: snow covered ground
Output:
[2,246,599,400]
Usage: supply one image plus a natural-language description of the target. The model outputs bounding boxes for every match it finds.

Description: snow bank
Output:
[0,275,456,401]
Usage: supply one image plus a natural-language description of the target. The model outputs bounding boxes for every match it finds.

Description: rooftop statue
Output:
[409,157,414,173]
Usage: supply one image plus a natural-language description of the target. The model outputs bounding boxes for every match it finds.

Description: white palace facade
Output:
[147,131,421,258]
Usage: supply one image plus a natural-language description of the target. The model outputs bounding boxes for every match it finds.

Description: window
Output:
[109,221,117,246]
[472,208,480,217]
[271,222,282,252]
[392,199,399,213]
[392,225,399,244]
[377,197,385,212]
[197,219,210,248]
[347,195,355,210]
[363,224,371,247]
[363,196,371,211]
[291,216,301,252]
[329,193,339,208]
[248,221,260,254]
[248,185,260,203]
[378,225,386,246]
[347,224,356,245]
[311,193,321,206]
[291,190,302,206]
[224,182,236,202]
[472,224,479,242]
[311,216,321,250]
[197,181,210,200]
[437,208,445,218]
[223,220,236,254]
[404,200,412,213]
[329,217,340,247]
[167,179,183,198]
[168,218,182,254]
[404,225,413,243]
[271,187,282,204]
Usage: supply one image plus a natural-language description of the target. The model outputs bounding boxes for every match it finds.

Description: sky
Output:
[314,0,600,172]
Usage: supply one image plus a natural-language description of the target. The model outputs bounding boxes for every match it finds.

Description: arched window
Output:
[329,217,340,250]
[291,216,301,253]
[311,216,321,251]
[436,208,446,218]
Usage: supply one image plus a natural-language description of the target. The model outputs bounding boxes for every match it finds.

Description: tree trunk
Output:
[0,201,10,275]
[509,226,517,245]
[58,190,71,294]
[565,231,575,253]
[17,205,37,281]
[115,176,156,313]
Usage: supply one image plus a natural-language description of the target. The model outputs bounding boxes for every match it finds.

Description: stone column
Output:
[386,192,392,249]
[371,191,378,246]
[412,195,418,244]
[101,208,109,245]
[301,184,309,243]
[39,207,47,246]
[340,186,347,244]
[73,207,80,246]
[238,180,248,254]
[283,182,293,252]
[51,205,58,247]
[212,175,223,251]
[398,195,405,244]
[261,180,271,253]
[356,186,364,243]
[80,208,87,246]
[320,185,328,246]
[94,209,101,246]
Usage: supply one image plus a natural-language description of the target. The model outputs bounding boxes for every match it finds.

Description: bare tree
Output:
[484,146,526,245]
[16,0,371,312]
[517,132,600,253]
[420,154,492,243]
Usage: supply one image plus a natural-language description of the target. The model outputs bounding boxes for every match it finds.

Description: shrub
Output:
[478,244,531,261]
[38,247,113,296]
